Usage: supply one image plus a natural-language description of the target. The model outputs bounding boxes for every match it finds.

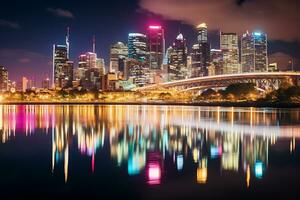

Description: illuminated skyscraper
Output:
[124,59,150,87]
[53,44,68,88]
[128,33,147,62]
[241,31,268,72]
[210,49,223,75]
[53,28,73,89]
[220,32,240,74]
[109,42,128,73]
[168,33,188,81]
[147,25,165,70]
[191,23,210,77]
[77,52,102,90]
[0,66,8,92]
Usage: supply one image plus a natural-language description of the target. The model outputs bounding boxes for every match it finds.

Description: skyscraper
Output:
[125,59,150,87]
[53,44,68,88]
[77,52,102,90]
[168,33,188,81]
[53,28,73,89]
[241,31,268,72]
[109,42,128,73]
[128,33,147,62]
[210,49,223,75]
[220,32,240,74]
[147,25,165,70]
[191,23,210,77]
[0,66,8,92]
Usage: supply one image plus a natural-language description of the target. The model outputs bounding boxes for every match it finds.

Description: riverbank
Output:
[1,101,300,108]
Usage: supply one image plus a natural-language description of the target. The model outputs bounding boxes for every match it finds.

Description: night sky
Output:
[0,0,300,85]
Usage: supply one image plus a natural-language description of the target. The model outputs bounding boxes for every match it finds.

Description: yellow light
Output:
[197,23,207,29]
[197,167,207,184]
[246,165,250,188]
[0,95,3,102]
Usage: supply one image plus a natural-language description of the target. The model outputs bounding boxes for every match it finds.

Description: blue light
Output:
[177,155,184,171]
[128,156,140,175]
[253,32,262,36]
[210,145,222,158]
[255,161,263,179]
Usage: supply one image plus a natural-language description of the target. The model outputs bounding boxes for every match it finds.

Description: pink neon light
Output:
[147,163,161,185]
[149,25,161,29]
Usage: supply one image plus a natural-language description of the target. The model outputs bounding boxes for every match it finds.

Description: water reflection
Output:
[0,105,300,187]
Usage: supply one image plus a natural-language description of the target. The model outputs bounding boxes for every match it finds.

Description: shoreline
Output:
[1,101,300,108]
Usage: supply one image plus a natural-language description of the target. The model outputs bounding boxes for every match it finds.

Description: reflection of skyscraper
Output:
[191,23,210,77]
[241,31,268,72]
[220,32,240,74]
[147,25,165,70]
[128,33,148,62]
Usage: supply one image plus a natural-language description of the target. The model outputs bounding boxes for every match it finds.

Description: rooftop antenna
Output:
[66,27,70,59]
[92,35,96,53]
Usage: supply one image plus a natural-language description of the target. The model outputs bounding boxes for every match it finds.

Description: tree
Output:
[224,83,257,100]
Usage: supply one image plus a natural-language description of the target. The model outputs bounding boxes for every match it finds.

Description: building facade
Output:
[0,66,8,92]
[168,33,188,81]
[147,25,165,71]
[241,31,268,72]
[191,23,210,77]
[220,32,240,74]
[109,42,128,73]
[128,33,148,62]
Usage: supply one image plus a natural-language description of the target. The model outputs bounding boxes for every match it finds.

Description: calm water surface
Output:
[0,105,300,199]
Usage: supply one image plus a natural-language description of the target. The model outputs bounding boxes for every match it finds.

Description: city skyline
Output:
[0,0,300,85]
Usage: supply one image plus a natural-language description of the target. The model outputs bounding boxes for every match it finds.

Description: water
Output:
[0,105,300,199]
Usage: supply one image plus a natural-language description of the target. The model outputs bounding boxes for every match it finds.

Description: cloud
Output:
[47,8,74,19]
[19,58,31,64]
[0,19,20,29]
[139,0,300,41]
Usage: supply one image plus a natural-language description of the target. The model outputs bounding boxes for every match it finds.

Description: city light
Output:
[147,163,161,185]
[149,25,161,29]
[255,161,264,179]
[253,32,262,36]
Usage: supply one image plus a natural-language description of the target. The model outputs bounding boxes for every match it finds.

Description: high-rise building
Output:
[210,49,223,75]
[53,44,68,88]
[191,23,210,77]
[96,58,106,76]
[109,42,128,73]
[147,25,165,70]
[168,33,188,81]
[241,31,268,72]
[42,78,50,89]
[124,59,150,87]
[21,77,28,92]
[128,33,147,62]
[53,28,73,89]
[77,52,102,90]
[0,66,8,92]
[220,32,240,74]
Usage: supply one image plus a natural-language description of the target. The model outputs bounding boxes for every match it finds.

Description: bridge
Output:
[137,72,300,91]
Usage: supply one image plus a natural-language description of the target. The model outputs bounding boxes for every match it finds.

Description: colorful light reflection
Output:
[255,161,263,179]
[147,163,161,185]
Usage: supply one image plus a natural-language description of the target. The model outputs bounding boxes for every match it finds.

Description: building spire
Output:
[66,27,70,59]
[92,35,96,53]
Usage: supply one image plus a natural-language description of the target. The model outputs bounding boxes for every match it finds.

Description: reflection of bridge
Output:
[137,72,300,91]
